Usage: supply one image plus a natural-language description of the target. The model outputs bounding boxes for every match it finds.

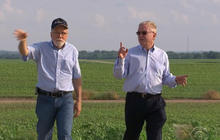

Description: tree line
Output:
[0,50,220,59]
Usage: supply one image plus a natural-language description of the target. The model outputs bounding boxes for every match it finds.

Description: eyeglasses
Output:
[53,32,68,36]
[136,31,154,36]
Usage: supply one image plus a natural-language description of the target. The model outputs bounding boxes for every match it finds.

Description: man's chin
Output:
[53,41,65,48]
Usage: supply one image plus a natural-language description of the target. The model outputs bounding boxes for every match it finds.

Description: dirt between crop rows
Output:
[0,98,220,104]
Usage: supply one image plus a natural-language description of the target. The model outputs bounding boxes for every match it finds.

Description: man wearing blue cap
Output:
[14,18,82,140]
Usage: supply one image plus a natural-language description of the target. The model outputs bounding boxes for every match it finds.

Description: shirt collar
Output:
[139,45,156,53]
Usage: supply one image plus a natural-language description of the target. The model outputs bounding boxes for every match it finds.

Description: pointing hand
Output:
[118,42,128,59]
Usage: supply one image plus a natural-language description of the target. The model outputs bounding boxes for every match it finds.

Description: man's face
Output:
[137,24,156,47]
[51,25,68,49]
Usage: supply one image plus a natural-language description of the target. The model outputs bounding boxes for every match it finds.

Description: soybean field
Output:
[0,59,220,140]
[0,59,220,99]
[0,102,220,140]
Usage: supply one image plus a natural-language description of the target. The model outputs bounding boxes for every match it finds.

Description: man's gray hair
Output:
[139,21,157,33]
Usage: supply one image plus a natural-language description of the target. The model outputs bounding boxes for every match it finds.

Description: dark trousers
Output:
[123,92,167,140]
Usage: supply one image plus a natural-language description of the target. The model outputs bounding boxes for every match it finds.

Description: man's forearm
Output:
[73,78,82,101]
[113,58,125,79]
[18,40,29,56]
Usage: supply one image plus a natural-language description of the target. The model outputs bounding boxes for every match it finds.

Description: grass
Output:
[0,59,220,99]
[1,58,220,140]
[0,102,220,140]
[0,59,37,97]
[164,59,220,99]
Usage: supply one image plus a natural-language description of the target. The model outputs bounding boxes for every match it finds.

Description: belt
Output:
[127,92,161,99]
[36,87,72,97]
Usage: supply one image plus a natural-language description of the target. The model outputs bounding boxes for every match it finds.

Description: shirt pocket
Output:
[60,58,74,75]
[151,61,165,79]
[129,55,146,74]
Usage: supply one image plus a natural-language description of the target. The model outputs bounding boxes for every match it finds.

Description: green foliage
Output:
[0,59,37,97]
[167,51,220,59]
[79,50,118,59]
[0,103,37,140]
[163,59,220,99]
[0,59,220,99]
[0,102,220,140]
[80,61,124,96]
[73,121,123,140]
[165,103,220,140]
[0,51,20,59]
[1,50,220,59]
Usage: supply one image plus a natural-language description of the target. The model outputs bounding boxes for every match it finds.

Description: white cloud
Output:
[0,11,5,21]
[180,0,196,10]
[2,0,13,13]
[127,7,157,21]
[0,0,23,20]
[94,14,105,27]
[201,10,220,25]
[211,0,220,4]
[170,10,189,24]
[211,14,219,24]
[36,9,46,23]
[16,9,23,14]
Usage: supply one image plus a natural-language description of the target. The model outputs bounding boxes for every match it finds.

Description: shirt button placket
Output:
[56,50,61,89]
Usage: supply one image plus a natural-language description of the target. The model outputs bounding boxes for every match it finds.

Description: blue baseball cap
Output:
[51,18,68,30]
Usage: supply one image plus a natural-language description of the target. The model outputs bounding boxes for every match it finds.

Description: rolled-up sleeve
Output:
[162,54,177,88]
[22,44,40,62]
[113,57,126,79]
[72,51,81,79]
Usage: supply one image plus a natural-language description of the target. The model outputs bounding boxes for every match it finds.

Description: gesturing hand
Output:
[13,29,28,41]
[118,42,128,59]
[175,75,188,86]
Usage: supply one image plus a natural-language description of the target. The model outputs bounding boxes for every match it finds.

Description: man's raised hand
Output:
[118,42,128,59]
[13,29,28,41]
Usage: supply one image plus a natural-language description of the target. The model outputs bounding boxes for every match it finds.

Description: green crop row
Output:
[0,59,220,99]
[0,102,220,140]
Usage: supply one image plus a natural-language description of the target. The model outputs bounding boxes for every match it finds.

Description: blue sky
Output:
[1,0,220,52]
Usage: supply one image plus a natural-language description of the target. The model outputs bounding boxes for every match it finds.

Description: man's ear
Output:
[153,33,157,39]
